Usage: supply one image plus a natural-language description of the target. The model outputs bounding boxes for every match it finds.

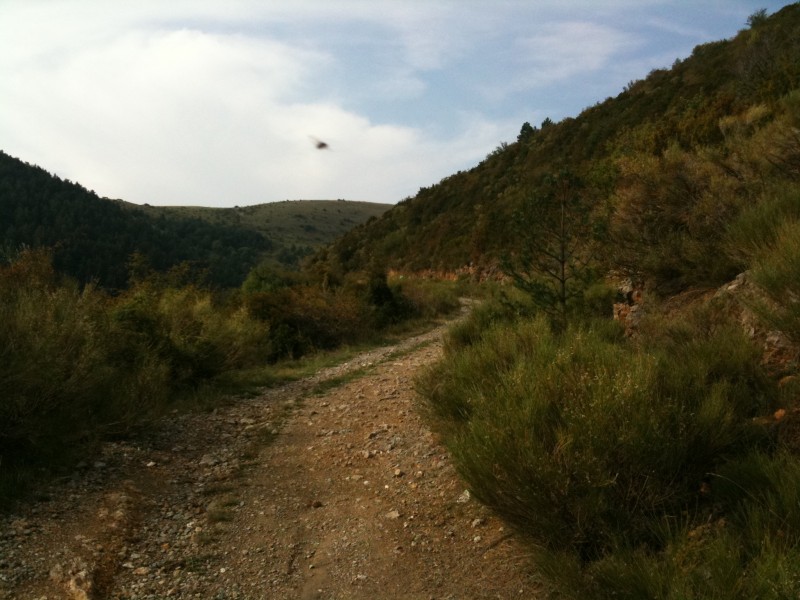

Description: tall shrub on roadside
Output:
[418,312,779,596]
[0,250,171,475]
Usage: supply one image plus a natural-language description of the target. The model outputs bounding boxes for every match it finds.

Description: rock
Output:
[386,510,401,520]
[457,490,471,503]
[199,454,218,467]
[66,570,93,600]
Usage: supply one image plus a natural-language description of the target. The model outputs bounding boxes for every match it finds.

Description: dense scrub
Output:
[417,110,800,592]
[0,249,460,505]
[410,15,800,592]
[418,296,800,597]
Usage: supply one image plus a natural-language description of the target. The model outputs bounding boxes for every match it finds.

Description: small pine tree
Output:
[502,170,605,330]
[517,121,536,143]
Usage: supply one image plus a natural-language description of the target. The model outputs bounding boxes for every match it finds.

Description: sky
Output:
[0,1,793,207]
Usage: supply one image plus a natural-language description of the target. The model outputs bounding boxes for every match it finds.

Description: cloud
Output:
[1,0,780,206]
[1,1,514,206]
[2,22,333,198]
[516,21,641,86]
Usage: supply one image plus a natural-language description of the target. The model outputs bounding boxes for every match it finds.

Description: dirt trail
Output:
[0,316,539,599]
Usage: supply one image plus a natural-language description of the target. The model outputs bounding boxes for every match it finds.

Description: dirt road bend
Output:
[0,317,539,599]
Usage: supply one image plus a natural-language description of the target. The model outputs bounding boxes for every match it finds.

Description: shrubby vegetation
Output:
[4,5,800,595]
[0,249,266,500]
[412,9,800,595]
[418,295,800,597]
[311,4,800,293]
[0,248,460,505]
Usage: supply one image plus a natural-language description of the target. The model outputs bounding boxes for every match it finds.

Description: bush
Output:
[110,282,271,385]
[580,450,800,599]
[749,218,800,346]
[246,284,366,360]
[418,312,780,596]
[0,250,274,504]
[612,145,750,295]
[0,251,171,481]
[442,286,535,352]
[365,271,417,327]
[724,183,800,269]
[391,275,461,319]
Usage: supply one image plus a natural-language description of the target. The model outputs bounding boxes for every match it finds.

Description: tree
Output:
[747,8,768,28]
[502,171,604,330]
[517,121,536,143]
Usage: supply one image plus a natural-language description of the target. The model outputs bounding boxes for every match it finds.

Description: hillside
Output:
[120,199,389,268]
[0,150,388,288]
[310,3,800,296]
[4,6,800,596]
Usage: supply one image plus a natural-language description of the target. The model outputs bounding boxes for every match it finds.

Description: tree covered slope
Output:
[0,151,388,288]
[309,3,800,296]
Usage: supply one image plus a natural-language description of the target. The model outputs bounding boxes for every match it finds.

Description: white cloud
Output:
[516,21,641,86]
[0,0,785,206]
[1,1,511,205]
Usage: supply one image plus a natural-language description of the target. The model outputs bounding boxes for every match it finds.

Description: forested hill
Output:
[309,3,800,295]
[122,199,389,269]
[0,151,388,289]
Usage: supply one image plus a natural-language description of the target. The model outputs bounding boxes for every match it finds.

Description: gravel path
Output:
[0,317,539,599]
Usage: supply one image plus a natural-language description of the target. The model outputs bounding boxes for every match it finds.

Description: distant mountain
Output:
[308,3,800,295]
[0,151,389,288]
[119,199,389,270]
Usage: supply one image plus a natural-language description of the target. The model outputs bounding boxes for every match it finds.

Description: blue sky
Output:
[0,1,792,206]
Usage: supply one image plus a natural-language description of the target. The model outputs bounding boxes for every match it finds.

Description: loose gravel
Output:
[0,317,539,599]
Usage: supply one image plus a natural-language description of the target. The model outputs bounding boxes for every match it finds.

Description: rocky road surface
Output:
[0,316,539,599]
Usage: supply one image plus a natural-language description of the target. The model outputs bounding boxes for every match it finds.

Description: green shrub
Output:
[749,219,800,345]
[364,271,417,327]
[725,183,800,269]
[576,281,618,320]
[442,287,535,352]
[0,251,171,481]
[611,145,747,295]
[580,450,800,599]
[418,312,779,596]
[246,285,366,360]
[0,250,274,504]
[391,275,461,319]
